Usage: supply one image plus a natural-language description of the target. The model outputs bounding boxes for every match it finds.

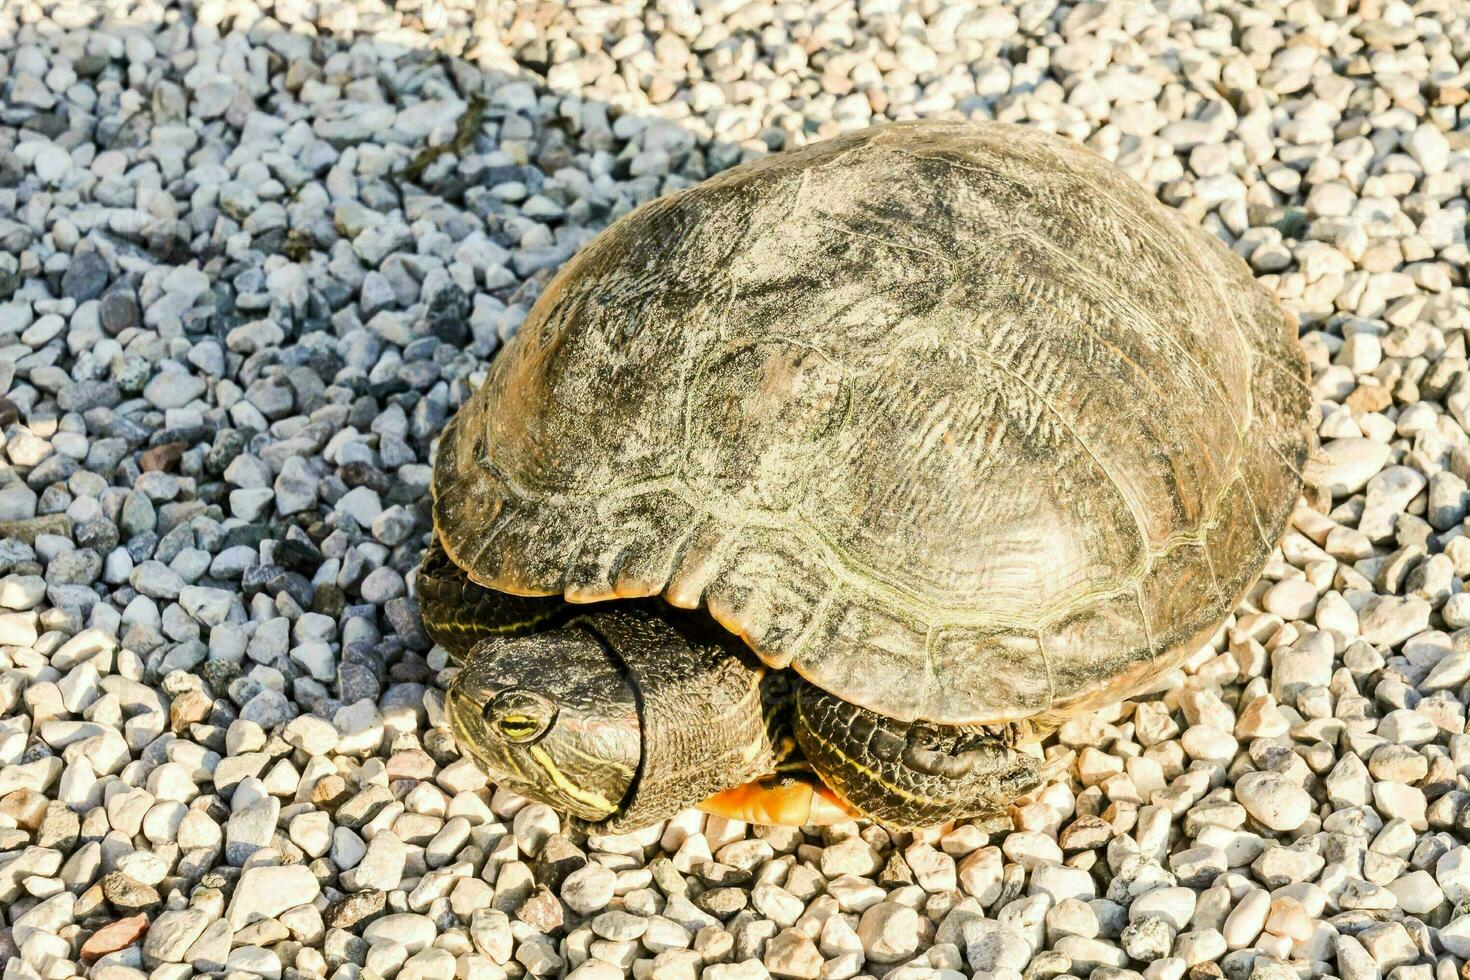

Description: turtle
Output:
[418,119,1312,831]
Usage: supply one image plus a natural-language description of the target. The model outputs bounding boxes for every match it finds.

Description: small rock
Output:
[1235,772,1313,832]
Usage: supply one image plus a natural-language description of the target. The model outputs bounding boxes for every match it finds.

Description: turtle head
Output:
[444,603,778,831]
[446,624,641,821]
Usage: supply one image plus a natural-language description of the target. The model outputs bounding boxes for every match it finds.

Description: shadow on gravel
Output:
[0,1,804,711]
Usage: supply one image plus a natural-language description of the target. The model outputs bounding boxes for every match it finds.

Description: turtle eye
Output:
[497,715,544,741]
[484,689,557,744]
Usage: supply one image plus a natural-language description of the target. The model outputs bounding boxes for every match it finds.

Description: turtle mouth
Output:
[445,682,509,772]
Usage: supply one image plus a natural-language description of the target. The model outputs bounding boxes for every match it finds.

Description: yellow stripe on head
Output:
[528,746,618,815]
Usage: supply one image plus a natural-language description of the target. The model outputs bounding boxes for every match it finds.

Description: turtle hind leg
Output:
[791,679,1041,828]
[416,535,575,662]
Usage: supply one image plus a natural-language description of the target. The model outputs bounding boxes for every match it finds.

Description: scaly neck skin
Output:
[575,605,779,833]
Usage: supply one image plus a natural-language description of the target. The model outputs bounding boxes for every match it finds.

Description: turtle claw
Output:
[1037,748,1074,784]
[698,774,859,826]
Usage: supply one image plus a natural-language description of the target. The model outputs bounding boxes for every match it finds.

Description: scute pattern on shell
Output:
[432,120,1312,726]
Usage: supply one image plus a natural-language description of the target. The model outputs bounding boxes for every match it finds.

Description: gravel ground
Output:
[2,1,1469,979]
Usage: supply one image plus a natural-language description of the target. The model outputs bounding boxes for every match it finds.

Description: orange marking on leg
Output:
[699,778,859,826]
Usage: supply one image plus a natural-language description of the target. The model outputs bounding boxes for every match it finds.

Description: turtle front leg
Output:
[417,535,575,661]
[792,679,1042,828]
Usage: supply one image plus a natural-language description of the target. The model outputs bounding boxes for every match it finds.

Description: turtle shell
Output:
[432,120,1311,726]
